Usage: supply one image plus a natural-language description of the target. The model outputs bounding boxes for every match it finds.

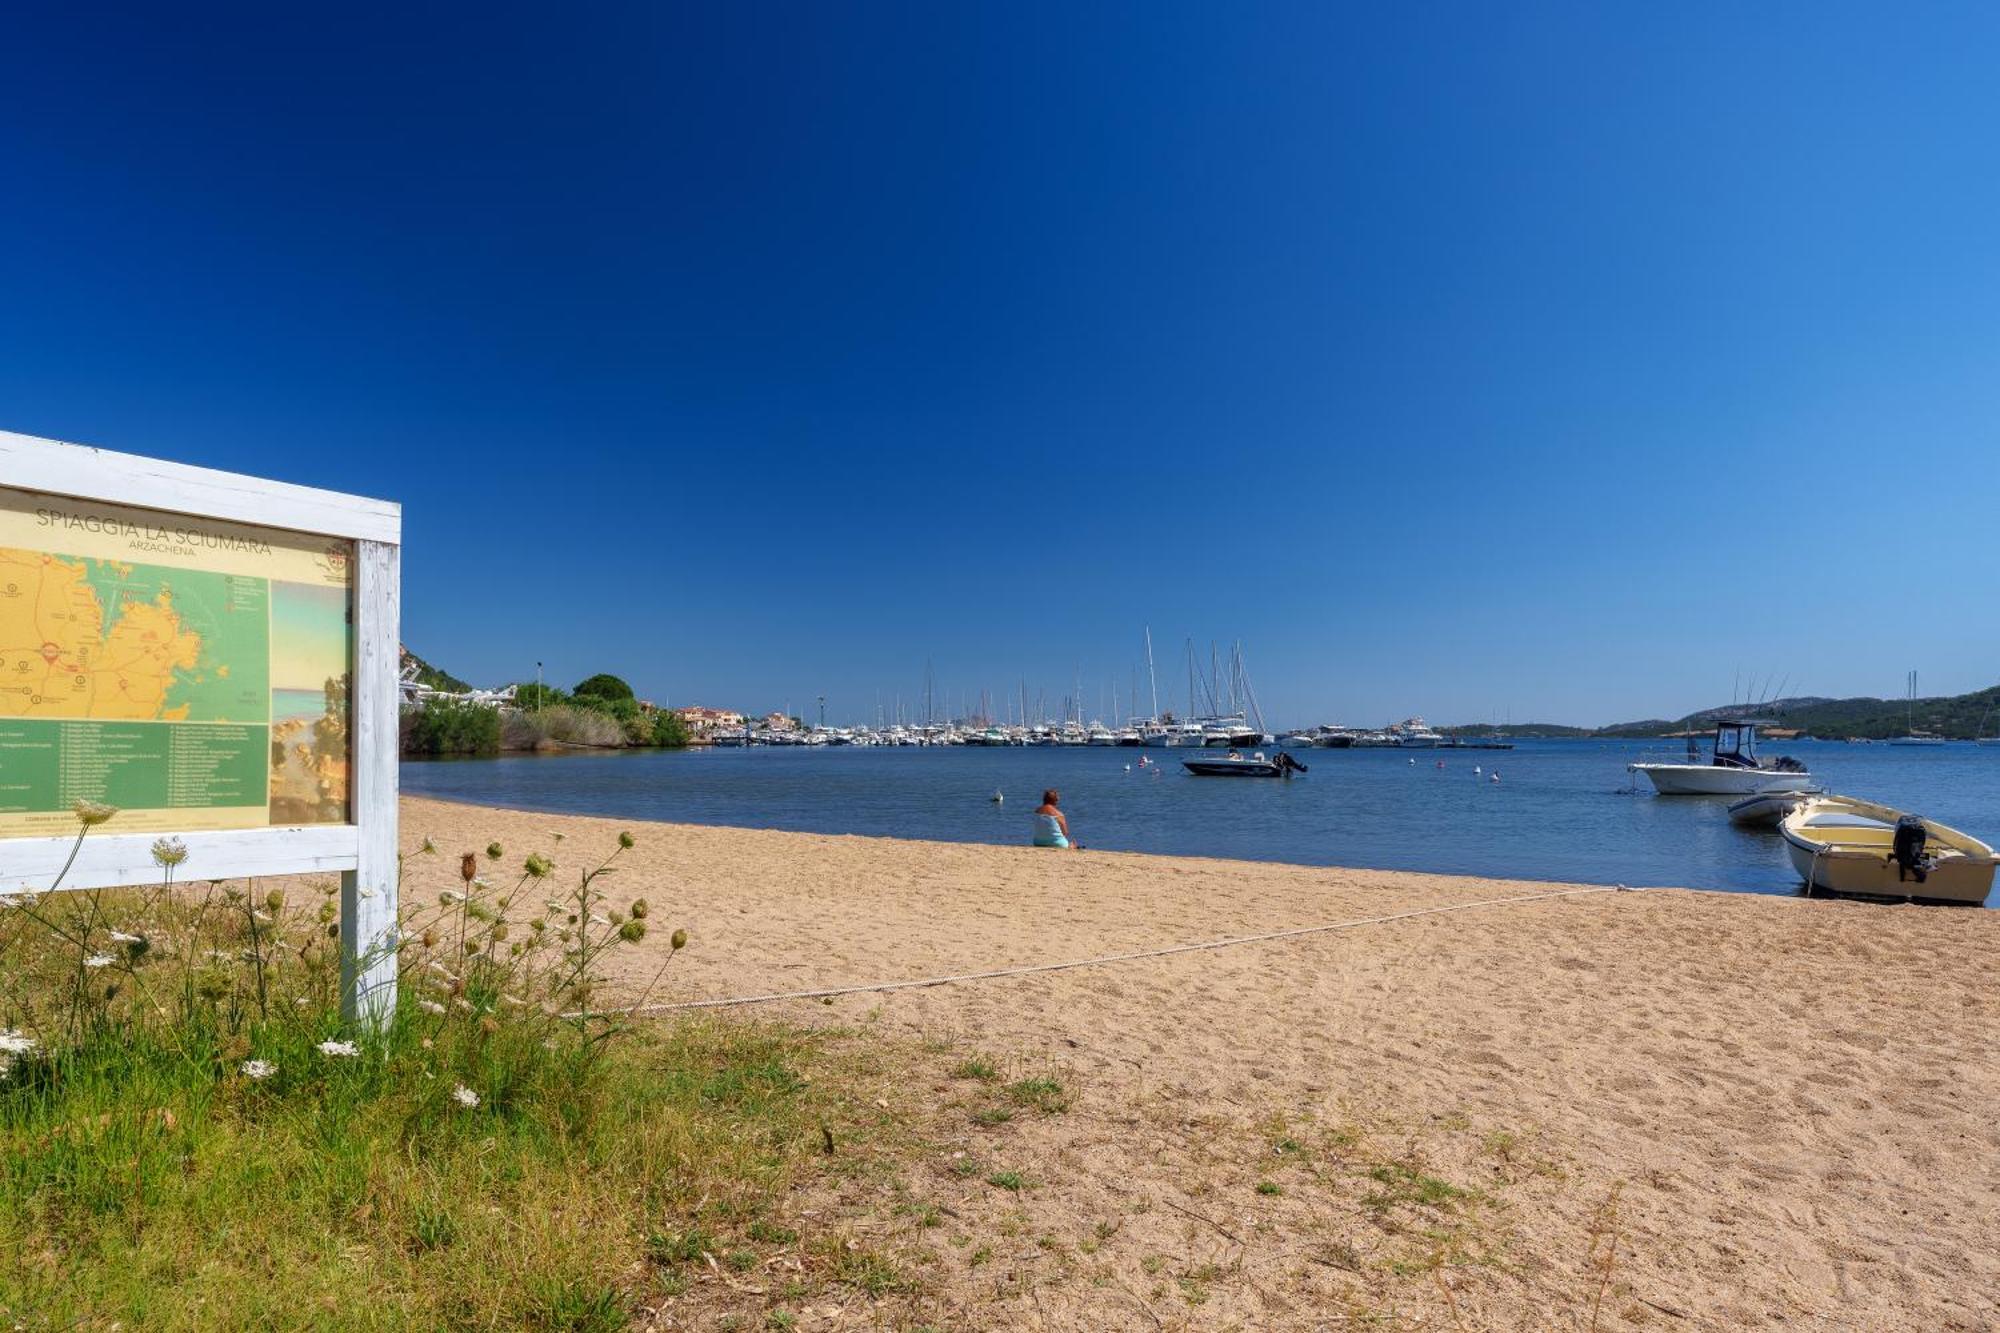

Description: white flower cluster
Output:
[451,1083,480,1109]
[317,1039,359,1058]
[0,1028,36,1078]
[241,1058,277,1080]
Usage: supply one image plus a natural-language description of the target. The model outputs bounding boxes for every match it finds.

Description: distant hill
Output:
[1440,722,1593,738]
[400,646,470,694]
[1600,686,2000,740]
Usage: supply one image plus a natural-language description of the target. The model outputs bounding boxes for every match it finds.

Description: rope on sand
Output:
[580,883,1632,1020]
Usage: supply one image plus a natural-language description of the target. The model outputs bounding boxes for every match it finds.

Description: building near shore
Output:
[677,706,745,738]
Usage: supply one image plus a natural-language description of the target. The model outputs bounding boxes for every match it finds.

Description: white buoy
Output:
[1123,764,1131,772]
[991,790,1004,803]
[1408,757,1415,765]
[1473,766,1481,774]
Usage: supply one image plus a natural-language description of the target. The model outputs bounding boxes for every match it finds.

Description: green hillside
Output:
[400,646,470,694]
[1600,685,2000,740]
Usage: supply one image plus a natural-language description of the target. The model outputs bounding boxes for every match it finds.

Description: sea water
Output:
[402,738,2000,902]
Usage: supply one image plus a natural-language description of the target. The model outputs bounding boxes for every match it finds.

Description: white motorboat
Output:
[1628,719,1813,796]
[1780,795,1996,904]
[1391,717,1444,747]
[1278,731,1319,749]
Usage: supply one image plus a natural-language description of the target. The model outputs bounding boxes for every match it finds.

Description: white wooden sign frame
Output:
[0,429,401,1024]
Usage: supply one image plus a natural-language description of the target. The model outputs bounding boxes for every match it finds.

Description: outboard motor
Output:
[1772,755,1806,773]
[1891,815,1930,884]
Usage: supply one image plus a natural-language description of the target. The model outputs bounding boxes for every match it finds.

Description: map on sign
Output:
[0,486,353,838]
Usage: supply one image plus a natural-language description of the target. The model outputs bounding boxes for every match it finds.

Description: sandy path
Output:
[403,796,2000,1331]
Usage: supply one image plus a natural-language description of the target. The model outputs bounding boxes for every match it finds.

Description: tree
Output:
[512,682,567,712]
[573,673,635,704]
[651,710,689,748]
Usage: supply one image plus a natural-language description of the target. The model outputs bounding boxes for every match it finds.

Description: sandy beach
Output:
[403,795,2000,1331]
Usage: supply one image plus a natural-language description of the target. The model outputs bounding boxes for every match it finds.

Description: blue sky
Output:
[4,3,1996,727]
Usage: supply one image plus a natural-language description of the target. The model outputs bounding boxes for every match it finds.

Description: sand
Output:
[402,796,2000,1331]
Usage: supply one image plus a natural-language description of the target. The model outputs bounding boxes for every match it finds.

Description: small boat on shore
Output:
[1780,795,1997,904]
[1628,719,1812,796]
[1183,751,1307,778]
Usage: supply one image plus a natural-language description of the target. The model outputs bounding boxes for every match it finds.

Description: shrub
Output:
[502,706,626,751]
[651,710,689,748]
[404,698,502,756]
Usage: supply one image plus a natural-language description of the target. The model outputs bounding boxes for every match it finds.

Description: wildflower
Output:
[618,920,647,943]
[489,922,509,942]
[150,837,189,868]
[241,1058,276,1080]
[486,842,503,860]
[630,899,648,919]
[439,890,462,906]
[550,830,565,843]
[671,929,688,951]
[589,913,610,928]
[83,954,116,969]
[617,831,635,850]
[317,1039,359,1058]
[451,1083,479,1108]
[417,999,446,1015]
[108,930,143,945]
[523,853,554,879]
[73,799,118,826]
[471,877,491,891]
[265,889,285,914]
[419,837,437,854]
[459,852,478,882]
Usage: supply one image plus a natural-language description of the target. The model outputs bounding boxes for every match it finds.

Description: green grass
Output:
[0,1001,876,1330]
[1004,1076,1070,1114]
[0,825,922,1330]
[951,1057,999,1082]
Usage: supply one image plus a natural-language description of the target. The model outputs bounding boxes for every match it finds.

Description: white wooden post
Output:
[342,539,401,1025]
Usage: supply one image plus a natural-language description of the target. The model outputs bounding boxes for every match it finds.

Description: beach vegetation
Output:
[985,1169,1026,1191]
[1004,1074,1070,1113]
[0,810,928,1330]
[402,695,503,756]
[951,1056,999,1082]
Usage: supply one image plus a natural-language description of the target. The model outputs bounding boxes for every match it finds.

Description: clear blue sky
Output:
[4,3,1996,727]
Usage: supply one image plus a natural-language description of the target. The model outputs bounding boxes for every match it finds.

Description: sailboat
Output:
[1888,671,1946,746]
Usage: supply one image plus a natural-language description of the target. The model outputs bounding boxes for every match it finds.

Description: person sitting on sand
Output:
[1032,789,1075,850]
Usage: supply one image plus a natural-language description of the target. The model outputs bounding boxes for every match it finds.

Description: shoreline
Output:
[399,795,2000,1327]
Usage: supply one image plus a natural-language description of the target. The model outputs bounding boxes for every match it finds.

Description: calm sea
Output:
[401,739,2000,903]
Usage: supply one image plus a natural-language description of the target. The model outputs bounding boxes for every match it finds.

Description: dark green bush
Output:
[404,699,502,756]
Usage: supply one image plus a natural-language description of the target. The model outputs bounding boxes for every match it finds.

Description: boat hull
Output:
[1727,792,1810,826]
[1629,764,1814,796]
[1182,759,1283,777]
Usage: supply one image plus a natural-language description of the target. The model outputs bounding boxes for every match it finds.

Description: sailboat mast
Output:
[1145,627,1160,721]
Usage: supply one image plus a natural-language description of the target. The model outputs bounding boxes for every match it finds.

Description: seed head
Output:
[486,842,503,861]
[73,799,118,827]
[630,899,648,919]
[617,831,635,850]
[670,928,688,952]
[150,837,189,868]
[459,853,478,883]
